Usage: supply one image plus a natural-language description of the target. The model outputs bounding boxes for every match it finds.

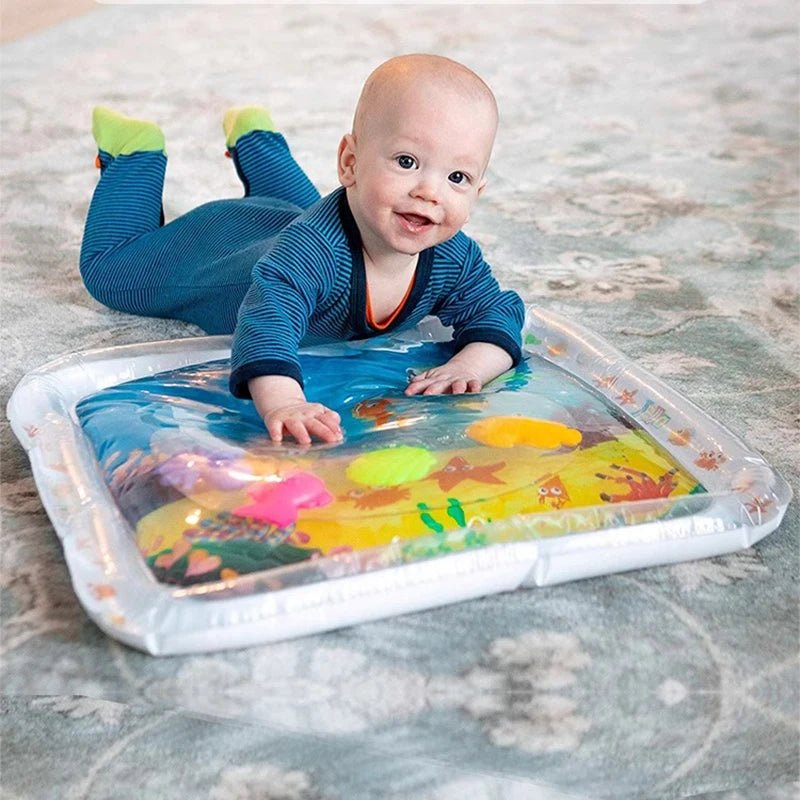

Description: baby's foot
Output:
[92,106,165,158]
[223,106,274,149]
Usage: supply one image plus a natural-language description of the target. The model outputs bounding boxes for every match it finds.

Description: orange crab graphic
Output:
[341,486,411,510]
[694,451,727,471]
[596,464,678,503]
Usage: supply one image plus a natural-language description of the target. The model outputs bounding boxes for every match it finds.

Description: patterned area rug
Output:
[1,2,798,798]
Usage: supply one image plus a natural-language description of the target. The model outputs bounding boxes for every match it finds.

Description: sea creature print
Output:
[232,472,333,527]
[535,473,571,510]
[353,398,395,428]
[342,486,412,510]
[669,429,692,446]
[694,450,727,471]
[427,456,506,492]
[596,464,678,503]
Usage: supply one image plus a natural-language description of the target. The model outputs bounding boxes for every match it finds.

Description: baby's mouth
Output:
[397,212,435,232]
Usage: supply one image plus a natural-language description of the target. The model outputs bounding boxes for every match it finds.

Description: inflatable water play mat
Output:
[8,310,791,655]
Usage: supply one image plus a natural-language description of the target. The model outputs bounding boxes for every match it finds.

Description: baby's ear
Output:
[337,134,357,186]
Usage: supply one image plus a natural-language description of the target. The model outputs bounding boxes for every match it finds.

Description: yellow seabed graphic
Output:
[137,428,700,564]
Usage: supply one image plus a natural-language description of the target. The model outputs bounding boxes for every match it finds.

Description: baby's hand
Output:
[248,375,342,445]
[263,402,343,444]
[404,366,482,396]
[404,343,513,397]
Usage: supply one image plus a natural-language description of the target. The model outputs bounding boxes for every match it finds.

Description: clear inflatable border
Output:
[7,309,792,655]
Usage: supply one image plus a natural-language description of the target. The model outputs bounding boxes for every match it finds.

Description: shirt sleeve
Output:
[229,223,337,399]
[434,234,525,366]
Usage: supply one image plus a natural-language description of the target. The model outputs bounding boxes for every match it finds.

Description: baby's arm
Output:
[404,341,512,396]
[229,223,342,444]
[410,233,524,396]
[249,375,342,444]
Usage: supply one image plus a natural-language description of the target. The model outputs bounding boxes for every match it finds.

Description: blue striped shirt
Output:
[230,188,524,398]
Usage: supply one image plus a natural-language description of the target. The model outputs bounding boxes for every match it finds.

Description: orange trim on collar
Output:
[366,273,416,330]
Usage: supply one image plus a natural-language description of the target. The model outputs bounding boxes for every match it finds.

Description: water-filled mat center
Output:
[76,339,704,587]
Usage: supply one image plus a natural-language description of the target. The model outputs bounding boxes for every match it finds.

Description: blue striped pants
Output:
[79,131,321,334]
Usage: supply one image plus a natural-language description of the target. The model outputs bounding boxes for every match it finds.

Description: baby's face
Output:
[339,83,497,262]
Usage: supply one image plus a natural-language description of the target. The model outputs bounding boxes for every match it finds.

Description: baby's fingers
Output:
[448,379,469,395]
[306,416,343,443]
[418,378,457,395]
[404,378,435,396]
[406,376,480,396]
[319,408,342,432]
[266,418,286,443]
[284,418,312,445]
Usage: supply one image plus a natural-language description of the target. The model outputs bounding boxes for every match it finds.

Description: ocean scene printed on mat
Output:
[75,338,705,588]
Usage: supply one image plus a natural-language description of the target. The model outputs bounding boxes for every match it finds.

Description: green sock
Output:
[223,106,274,149]
[92,106,165,157]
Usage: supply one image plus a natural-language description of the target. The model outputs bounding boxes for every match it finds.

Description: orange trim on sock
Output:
[366,274,415,331]
[224,150,232,158]
[95,155,101,169]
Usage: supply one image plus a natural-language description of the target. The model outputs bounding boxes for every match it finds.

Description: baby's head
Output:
[338,54,498,262]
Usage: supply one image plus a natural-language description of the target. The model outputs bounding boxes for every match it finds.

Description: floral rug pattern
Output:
[1,2,798,798]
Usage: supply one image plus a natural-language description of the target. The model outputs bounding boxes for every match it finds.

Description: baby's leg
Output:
[82,106,167,249]
[80,107,170,305]
[80,108,257,334]
[224,106,320,209]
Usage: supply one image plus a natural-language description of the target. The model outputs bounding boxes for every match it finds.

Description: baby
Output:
[80,54,525,444]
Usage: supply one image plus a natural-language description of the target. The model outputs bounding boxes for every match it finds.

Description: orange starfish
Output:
[427,456,506,492]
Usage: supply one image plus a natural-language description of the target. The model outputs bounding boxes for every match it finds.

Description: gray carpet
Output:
[1,2,798,798]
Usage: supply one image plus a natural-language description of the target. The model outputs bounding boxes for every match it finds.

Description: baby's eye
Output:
[448,171,468,185]
[396,155,417,170]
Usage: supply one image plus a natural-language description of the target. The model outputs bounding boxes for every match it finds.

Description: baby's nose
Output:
[411,176,441,203]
